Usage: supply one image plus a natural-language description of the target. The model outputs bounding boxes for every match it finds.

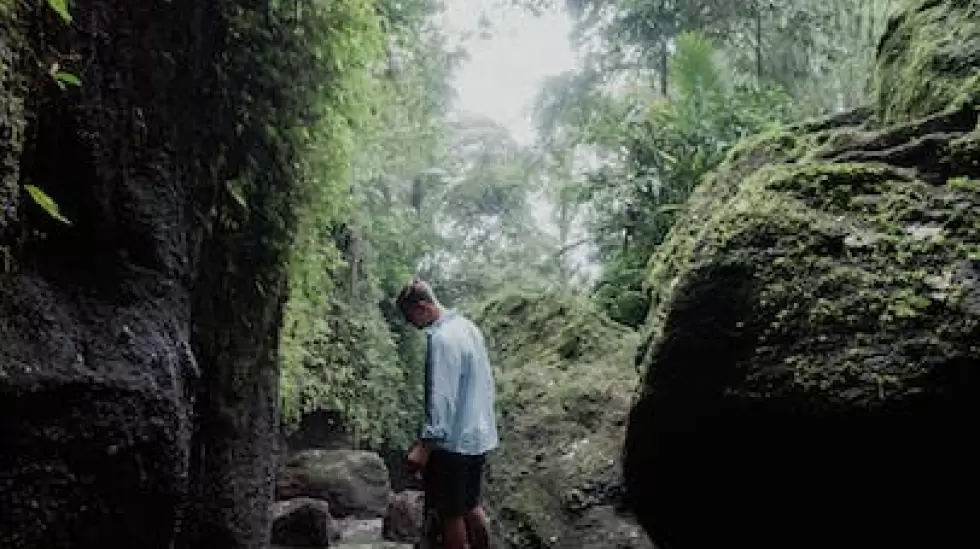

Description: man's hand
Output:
[406,440,430,474]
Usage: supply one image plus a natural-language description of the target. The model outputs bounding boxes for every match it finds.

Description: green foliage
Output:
[280,0,466,451]
[281,289,412,449]
[538,31,793,326]
[874,0,980,124]
[277,0,388,438]
[415,115,566,307]
[559,0,898,114]
[529,1,900,326]
[468,291,641,547]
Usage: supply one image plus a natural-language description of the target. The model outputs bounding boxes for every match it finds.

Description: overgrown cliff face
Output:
[0,1,322,547]
[624,1,980,548]
[471,294,652,549]
[1,2,201,546]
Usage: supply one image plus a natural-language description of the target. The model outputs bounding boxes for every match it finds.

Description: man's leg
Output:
[462,453,490,549]
[428,449,470,549]
[441,515,469,549]
[422,451,442,549]
[464,506,490,549]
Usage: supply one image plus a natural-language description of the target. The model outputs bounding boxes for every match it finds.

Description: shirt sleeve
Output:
[421,332,461,442]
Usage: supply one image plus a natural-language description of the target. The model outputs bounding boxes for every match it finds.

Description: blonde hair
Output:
[395,278,441,311]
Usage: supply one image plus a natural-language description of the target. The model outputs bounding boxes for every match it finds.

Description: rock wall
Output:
[0,1,314,547]
[624,1,980,548]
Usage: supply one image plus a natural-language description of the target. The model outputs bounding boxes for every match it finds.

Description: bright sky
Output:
[439,0,579,145]
[437,1,599,282]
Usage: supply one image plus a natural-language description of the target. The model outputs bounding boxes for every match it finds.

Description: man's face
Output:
[401,302,428,329]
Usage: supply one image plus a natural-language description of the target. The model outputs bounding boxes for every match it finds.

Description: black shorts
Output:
[424,449,486,518]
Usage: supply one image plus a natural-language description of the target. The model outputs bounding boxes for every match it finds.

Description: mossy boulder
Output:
[470,292,652,549]
[875,0,980,124]
[624,2,980,548]
[277,450,391,519]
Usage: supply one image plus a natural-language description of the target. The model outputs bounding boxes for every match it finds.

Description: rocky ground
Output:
[273,448,421,549]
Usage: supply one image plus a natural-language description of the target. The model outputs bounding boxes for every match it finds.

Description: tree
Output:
[533,30,792,326]
[279,0,462,452]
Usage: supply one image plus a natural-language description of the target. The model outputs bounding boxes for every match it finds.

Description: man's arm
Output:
[420,332,461,445]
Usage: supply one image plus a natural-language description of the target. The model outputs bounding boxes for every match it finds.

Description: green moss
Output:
[948,130,980,172]
[875,0,980,124]
[724,128,801,170]
[642,100,980,408]
[469,292,641,548]
[948,176,980,192]
[472,291,630,369]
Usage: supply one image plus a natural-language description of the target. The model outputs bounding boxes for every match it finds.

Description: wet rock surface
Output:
[624,1,980,548]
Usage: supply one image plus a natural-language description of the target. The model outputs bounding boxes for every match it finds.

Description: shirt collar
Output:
[424,308,455,334]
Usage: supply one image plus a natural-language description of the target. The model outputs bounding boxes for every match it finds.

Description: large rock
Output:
[279,450,391,518]
[382,490,424,543]
[272,497,341,547]
[624,2,980,548]
[0,315,194,548]
[470,294,654,549]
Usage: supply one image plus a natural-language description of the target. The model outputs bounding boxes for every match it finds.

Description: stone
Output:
[574,506,654,549]
[382,490,424,543]
[271,497,340,547]
[278,449,391,519]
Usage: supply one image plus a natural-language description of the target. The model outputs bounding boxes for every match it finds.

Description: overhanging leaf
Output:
[53,71,81,88]
[24,185,72,225]
[225,179,248,209]
[46,0,72,24]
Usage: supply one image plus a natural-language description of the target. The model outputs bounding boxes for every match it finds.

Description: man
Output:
[396,279,498,549]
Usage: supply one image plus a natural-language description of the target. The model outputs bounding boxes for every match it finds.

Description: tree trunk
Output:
[0,1,308,547]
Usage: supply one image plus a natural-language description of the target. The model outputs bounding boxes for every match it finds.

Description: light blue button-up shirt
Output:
[421,310,499,456]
